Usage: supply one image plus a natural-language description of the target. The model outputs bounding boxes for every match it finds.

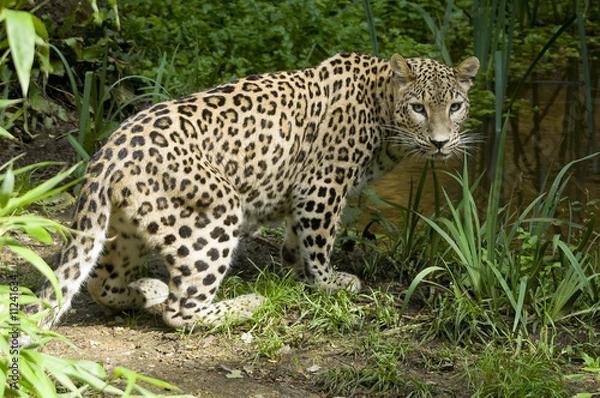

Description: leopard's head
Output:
[388,54,480,159]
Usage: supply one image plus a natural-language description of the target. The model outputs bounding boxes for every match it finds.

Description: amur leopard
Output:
[30,52,479,330]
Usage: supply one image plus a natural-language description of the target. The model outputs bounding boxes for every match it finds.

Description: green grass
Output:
[193,252,597,396]
[50,44,172,163]
[466,346,566,398]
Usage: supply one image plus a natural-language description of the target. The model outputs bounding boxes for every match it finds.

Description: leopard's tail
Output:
[32,174,111,330]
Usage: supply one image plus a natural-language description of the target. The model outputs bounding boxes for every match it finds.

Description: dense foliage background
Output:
[4,0,595,155]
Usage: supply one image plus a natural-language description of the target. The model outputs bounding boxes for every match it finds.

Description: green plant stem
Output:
[362,0,378,56]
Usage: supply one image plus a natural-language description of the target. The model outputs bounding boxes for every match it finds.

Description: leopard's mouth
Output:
[431,151,451,159]
[418,146,454,160]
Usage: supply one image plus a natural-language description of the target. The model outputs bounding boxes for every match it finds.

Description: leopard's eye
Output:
[411,103,426,115]
[449,102,462,113]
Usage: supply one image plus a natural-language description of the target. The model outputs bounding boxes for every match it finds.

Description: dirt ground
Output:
[40,289,333,398]
[35,234,339,398]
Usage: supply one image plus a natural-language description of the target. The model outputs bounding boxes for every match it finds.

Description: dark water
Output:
[369,69,600,225]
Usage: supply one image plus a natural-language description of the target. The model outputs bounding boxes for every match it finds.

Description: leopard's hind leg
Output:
[86,207,168,312]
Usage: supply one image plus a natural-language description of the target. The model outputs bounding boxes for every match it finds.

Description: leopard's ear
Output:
[390,53,414,85]
[455,56,480,91]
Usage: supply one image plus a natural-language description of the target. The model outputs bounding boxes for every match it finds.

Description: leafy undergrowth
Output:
[3,230,599,398]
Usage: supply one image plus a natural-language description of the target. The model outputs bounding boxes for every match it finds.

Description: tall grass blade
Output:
[78,71,94,155]
[549,241,591,321]
[362,0,379,56]
[66,134,92,161]
[407,2,451,64]
[507,14,576,110]
[486,113,510,268]
[153,53,169,104]
[472,0,498,72]
[400,265,444,315]
[576,11,597,170]
[49,44,80,106]
[555,239,591,296]
[533,152,599,238]
[514,276,527,334]
[487,264,526,334]
[93,47,109,137]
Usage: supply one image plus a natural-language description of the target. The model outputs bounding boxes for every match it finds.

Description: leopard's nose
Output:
[429,138,449,149]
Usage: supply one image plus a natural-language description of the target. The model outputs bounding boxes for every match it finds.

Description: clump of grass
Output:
[321,336,409,397]
[213,264,410,359]
[416,146,600,343]
[465,346,566,397]
[221,267,366,357]
[51,44,172,163]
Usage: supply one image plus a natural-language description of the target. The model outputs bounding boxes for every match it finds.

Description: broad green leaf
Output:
[114,366,184,391]
[1,215,65,242]
[74,359,108,380]
[23,225,53,244]
[15,354,56,396]
[41,355,124,394]
[40,365,80,395]
[5,10,35,97]
[1,162,84,215]
[30,13,49,42]
[565,374,586,381]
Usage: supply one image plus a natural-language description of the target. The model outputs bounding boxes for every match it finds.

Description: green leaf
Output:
[31,13,49,42]
[0,160,60,182]
[28,352,123,394]
[16,354,57,396]
[0,126,15,141]
[565,374,586,381]
[0,166,14,209]
[113,366,185,393]
[225,369,244,379]
[23,225,54,244]
[0,365,6,398]
[6,243,62,305]
[0,98,23,108]
[0,162,84,216]
[572,393,592,398]
[400,265,444,315]
[5,10,36,97]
